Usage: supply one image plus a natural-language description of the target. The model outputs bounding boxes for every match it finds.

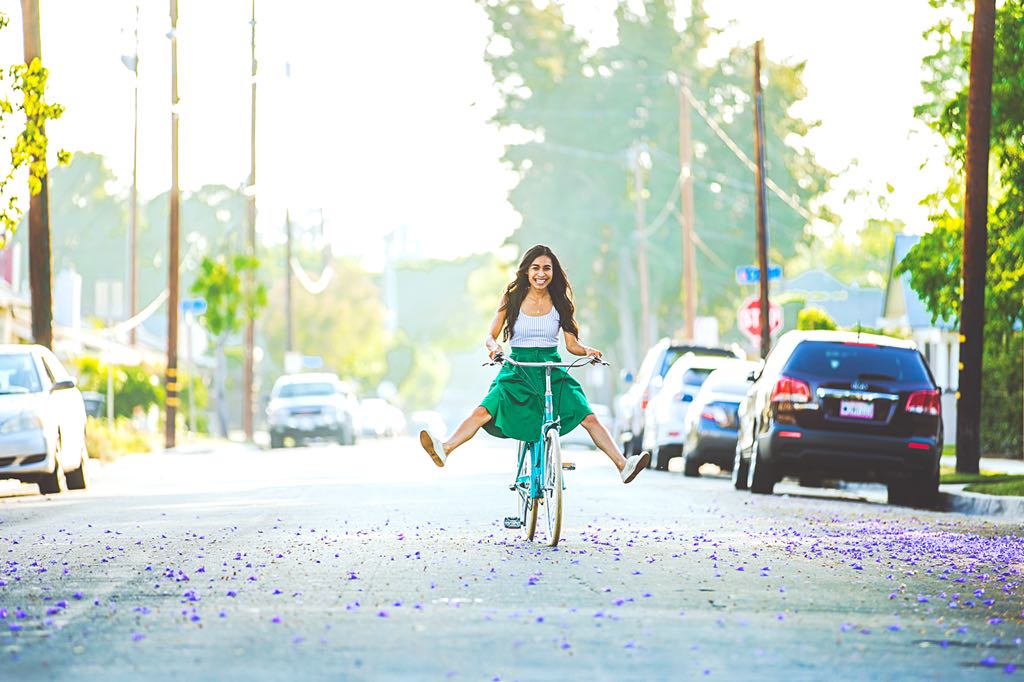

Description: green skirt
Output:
[480,347,593,442]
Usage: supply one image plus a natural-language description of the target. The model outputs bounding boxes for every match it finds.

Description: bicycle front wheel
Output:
[543,430,563,546]
[518,442,538,542]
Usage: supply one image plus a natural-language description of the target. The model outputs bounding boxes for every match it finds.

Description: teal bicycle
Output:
[488,353,608,547]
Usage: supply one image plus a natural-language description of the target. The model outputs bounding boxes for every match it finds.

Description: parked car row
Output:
[614,329,943,507]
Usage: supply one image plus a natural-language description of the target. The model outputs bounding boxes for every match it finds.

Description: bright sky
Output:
[0,0,951,270]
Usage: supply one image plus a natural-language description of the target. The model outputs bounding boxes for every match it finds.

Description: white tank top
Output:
[510,307,561,347]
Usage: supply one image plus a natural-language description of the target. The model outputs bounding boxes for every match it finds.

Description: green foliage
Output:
[0,21,71,243]
[901,0,1024,456]
[901,0,1024,334]
[261,256,390,389]
[85,416,155,462]
[481,0,832,356]
[789,219,900,289]
[796,307,837,331]
[190,254,267,340]
[72,356,166,419]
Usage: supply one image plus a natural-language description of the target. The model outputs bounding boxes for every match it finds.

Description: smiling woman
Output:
[417,244,651,485]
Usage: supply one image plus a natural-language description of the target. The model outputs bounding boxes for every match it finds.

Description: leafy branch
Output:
[0,13,71,246]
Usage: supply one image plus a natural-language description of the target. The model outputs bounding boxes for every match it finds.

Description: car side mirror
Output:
[53,378,76,391]
[746,370,758,382]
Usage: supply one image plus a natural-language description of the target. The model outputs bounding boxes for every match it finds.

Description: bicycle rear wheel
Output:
[543,430,563,546]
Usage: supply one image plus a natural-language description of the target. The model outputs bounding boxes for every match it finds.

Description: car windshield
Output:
[0,354,41,394]
[278,382,335,398]
[785,341,930,383]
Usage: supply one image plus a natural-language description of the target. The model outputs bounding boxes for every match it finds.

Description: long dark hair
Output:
[500,244,579,342]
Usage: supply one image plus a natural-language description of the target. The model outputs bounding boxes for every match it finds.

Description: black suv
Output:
[733,330,942,507]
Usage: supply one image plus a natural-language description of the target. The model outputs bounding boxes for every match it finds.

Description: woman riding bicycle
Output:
[419,244,651,484]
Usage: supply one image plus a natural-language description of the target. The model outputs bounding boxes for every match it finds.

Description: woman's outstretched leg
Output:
[420,406,491,466]
[580,413,649,483]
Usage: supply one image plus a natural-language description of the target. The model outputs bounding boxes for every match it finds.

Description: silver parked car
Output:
[0,344,89,494]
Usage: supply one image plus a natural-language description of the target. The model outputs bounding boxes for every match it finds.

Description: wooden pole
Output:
[752,40,771,358]
[955,0,996,474]
[678,72,696,341]
[128,0,140,346]
[242,0,257,441]
[20,0,53,350]
[165,0,180,449]
[631,143,651,353]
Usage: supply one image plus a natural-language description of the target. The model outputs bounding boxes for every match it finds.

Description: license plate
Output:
[298,417,314,431]
[840,400,874,420]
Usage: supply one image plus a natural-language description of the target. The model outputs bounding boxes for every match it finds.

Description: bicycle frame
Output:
[513,363,561,503]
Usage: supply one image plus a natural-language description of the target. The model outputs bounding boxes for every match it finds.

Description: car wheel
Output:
[747,439,775,495]
[653,446,669,471]
[38,446,67,496]
[732,446,749,490]
[65,443,88,491]
[683,454,701,477]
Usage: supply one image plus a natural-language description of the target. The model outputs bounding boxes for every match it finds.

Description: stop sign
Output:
[737,295,783,343]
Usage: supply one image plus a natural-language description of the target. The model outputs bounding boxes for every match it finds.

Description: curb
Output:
[939,486,1024,519]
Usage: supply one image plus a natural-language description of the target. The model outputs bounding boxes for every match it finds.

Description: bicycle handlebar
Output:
[482,353,609,368]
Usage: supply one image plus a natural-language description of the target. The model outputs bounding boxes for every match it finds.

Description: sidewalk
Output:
[939,454,1024,519]
[940,454,1024,475]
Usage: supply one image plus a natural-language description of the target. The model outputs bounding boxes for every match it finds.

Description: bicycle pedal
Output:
[562,462,576,470]
[503,517,522,529]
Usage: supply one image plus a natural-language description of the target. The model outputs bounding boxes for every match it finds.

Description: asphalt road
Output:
[0,437,1021,680]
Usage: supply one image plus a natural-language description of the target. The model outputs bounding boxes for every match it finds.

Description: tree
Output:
[899,0,1023,455]
[797,307,837,331]
[190,254,267,437]
[0,13,70,243]
[260,255,390,390]
[481,0,833,363]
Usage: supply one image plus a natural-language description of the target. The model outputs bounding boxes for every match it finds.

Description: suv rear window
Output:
[785,341,930,384]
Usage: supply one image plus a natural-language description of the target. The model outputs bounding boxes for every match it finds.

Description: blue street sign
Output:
[181,298,207,315]
[735,264,782,285]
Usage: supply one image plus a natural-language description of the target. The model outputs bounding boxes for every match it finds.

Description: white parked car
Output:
[560,403,611,449]
[642,355,748,470]
[0,344,89,494]
[357,398,406,438]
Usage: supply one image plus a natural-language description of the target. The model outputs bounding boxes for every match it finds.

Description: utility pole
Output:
[242,0,257,442]
[285,210,293,354]
[165,0,180,449]
[20,0,53,349]
[956,0,995,475]
[752,39,771,358]
[127,0,140,346]
[630,142,652,352]
[678,71,696,341]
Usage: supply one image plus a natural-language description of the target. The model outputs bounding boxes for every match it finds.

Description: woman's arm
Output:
[564,330,601,358]
[485,297,507,359]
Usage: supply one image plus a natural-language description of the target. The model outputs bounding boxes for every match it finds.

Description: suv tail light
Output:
[640,388,650,411]
[905,389,941,416]
[771,376,811,403]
